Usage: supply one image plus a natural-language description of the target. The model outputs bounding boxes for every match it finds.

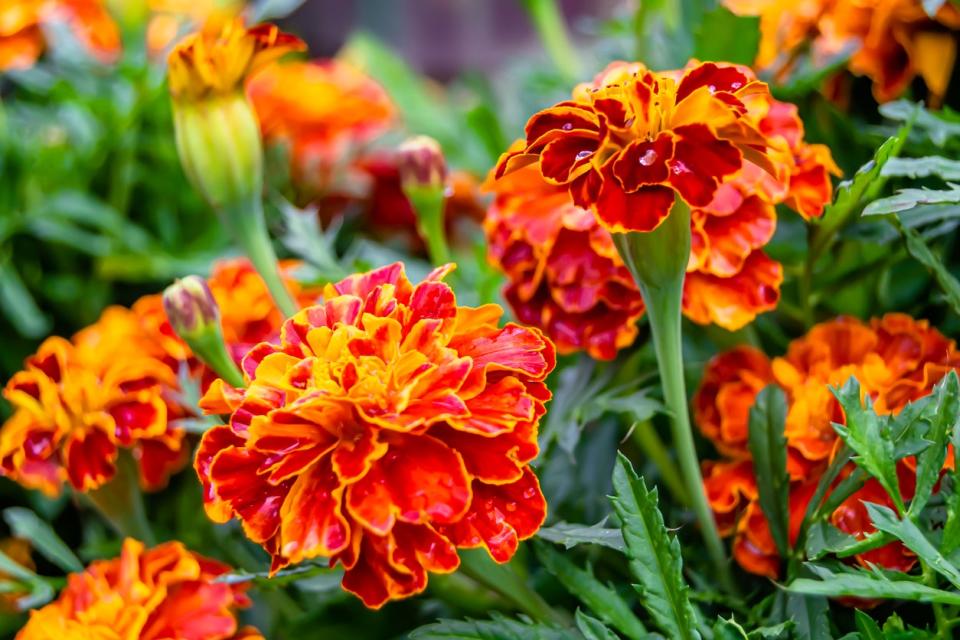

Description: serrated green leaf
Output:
[747,621,795,640]
[880,100,960,146]
[787,565,960,604]
[854,610,884,640]
[892,218,960,317]
[748,385,790,556]
[536,521,626,553]
[804,521,859,561]
[713,617,749,640]
[943,488,960,556]
[535,542,647,640]
[409,614,576,640]
[786,592,831,640]
[832,378,904,513]
[909,372,958,516]
[574,611,619,640]
[3,508,83,573]
[881,156,960,181]
[863,186,960,215]
[610,454,700,640]
[867,503,960,589]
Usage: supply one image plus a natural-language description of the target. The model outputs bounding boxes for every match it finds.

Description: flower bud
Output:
[396,135,447,193]
[162,276,219,340]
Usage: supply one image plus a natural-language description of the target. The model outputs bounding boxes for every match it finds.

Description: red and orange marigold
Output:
[17,538,260,640]
[695,314,960,577]
[486,63,838,358]
[195,263,555,608]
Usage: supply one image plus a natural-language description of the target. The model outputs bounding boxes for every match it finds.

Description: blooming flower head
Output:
[247,58,394,187]
[17,538,259,640]
[168,16,305,102]
[696,314,960,577]
[0,0,120,71]
[495,60,780,234]
[1,308,185,496]
[725,0,960,102]
[195,263,555,608]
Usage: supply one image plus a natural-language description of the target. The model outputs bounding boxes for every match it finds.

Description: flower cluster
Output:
[195,263,555,608]
[724,0,960,102]
[0,0,120,71]
[17,538,259,640]
[486,61,838,358]
[0,258,313,496]
[695,314,960,577]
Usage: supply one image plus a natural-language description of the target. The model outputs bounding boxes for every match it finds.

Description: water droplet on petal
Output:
[708,84,716,93]
[639,149,658,166]
[522,487,537,499]
[672,160,689,175]
[575,150,593,161]
[561,122,574,131]
[731,81,742,89]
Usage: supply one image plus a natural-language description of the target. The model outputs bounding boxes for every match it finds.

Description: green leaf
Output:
[0,258,51,338]
[713,617,749,640]
[748,385,790,556]
[881,156,960,181]
[3,508,83,573]
[536,521,626,553]
[854,610,884,640]
[804,521,860,561]
[787,565,960,604]
[909,372,959,515]
[610,454,700,640]
[880,100,960,146]
[863,186,960,215]
[943,488,960,556]
[693,7,759,66]
[831,378,904,513]
[786,592,831,640]
[867,503,960,589]
[535,542,647,640]
[409,614,576,640]
[891,218,960,317]
[574,611,619,640]
[747,621,795,640]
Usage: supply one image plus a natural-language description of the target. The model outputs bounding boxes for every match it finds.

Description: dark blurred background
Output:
[286,0,624,80]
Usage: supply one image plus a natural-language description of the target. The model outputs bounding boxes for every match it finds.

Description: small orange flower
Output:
[496,60,778,233]
[0,0,120,71]
[696,314,960,578]
[247,58,395,187]
[726,0,960,102]
[168,16,305,101]
[17,538,257,640]
[195,263,555,608]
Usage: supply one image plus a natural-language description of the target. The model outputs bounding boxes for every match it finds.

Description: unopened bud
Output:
[162,276,219,340]
[397,136,447,192]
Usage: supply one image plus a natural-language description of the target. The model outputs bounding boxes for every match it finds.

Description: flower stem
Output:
[222,198,298,318]
[613,198,734,595]
[84,451,156,545]
[407,189,451,266]
[458,549,568,626]
[190,329,246,388]
[519,0,580,81]
[923,560,951,638]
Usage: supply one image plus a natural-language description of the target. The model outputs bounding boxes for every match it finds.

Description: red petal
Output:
[539,134,599,184]
[676,62,750,103]
[611,133,674,191]
[64,429,117,492]
[210,447,291,544]
[279,455,350,563]
[669,124,741,207]
[595,173,675,233]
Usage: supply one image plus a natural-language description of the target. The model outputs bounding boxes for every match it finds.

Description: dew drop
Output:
[708,84,717,93]
[505,502,518,512]
[639,149,658,166]
[522,487,537,499]
[575,150,593,161]
[731,81,743,89]
[561,122,574,131]
[672,160,689,175]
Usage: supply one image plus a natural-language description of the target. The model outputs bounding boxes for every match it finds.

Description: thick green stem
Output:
[407,189,451,266]
[189,329,245,388]
[84,451,155,544]
[923,561,951,638]
[630,420,690,506]
[223,198,298,318]
[613,198,734,595]
[458,549,568,626]
[520,0,580,81]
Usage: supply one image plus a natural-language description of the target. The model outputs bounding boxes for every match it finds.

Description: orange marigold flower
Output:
[17,538,257,640]
[725,0,960,103]
[0,0,120,71]
[247,58,395,187]
[495,60,778,234]
[696,314,960,578]
[195,263,556,608]
[168,16,305,101]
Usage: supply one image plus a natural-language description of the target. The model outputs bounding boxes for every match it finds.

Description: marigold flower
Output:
[0,0,120,70]
[195,263,555,608]
[17,538,257,640]
[495,60,781,234]
[697,314,960,578]
[725,0,960,102]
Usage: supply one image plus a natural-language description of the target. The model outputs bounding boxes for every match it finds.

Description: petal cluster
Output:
[0,0,120,71]
[695,314,960,577]
[725,0,960,102]
[195,263,555,608]
[17,538,259,640]
[485,67,837,357]
[495,60,779,233]
[168,17,305,101]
